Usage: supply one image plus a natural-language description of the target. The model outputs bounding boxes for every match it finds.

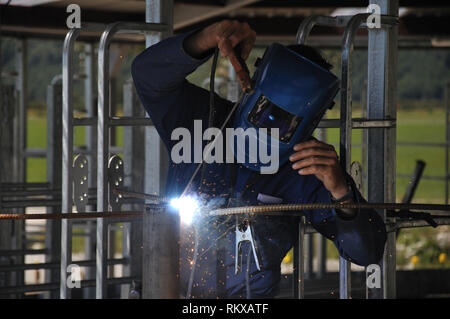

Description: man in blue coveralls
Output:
[132,20,387,298]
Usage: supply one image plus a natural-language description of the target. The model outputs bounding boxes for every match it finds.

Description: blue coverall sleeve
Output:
[131,31,215,149]
[305,180,387,267]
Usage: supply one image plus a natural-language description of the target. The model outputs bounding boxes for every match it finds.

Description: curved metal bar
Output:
[61,27,81,300]
[296,13,397,45]
[294,13,399,300]
[96,21,168,299]
[61,23,108,300]
[296,15,351,44]
[339,13,373,301]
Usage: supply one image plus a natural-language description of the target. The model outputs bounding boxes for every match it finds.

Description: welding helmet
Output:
[231,43,340,173]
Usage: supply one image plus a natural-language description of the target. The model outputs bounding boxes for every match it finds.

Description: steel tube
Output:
[317,118,396,129]
[61,27,80,299]
[1,199,62,208]
[96,20,168,299]
[61,23,106,299]
[446,82,450,204]
[0,277,138,295]
[0,182,51,189]
[339,13,370,300]
[0,249,48,256]
[296,15,354,44]
[0,190,61,197]
[0,258,129,272]
[142,207,179,298]
[366,0,399,299]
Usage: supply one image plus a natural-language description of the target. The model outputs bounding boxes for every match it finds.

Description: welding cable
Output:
[246,244,252,299]
[180,87,244,199]
[187,47,219,299]
[185,45,249,298]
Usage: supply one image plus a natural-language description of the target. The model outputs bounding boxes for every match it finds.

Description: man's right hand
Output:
[184,20,256,61]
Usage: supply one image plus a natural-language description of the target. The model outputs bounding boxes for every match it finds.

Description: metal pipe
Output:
[61,27,80,299]
[96,21,169,299]
[0,182,51,189]
[61,23,106,299]
[293,217,305,298]
[366,0,399,299]
[296,15,354,44]
[0,249,48,256]
[142,206,179,298]
[446,82,450,204]
[318,118,396,129]
[0,277,138,295]
[1,200,62,208]
[401,161,426,204]
[0,190,61,197]
[0,258,129,272]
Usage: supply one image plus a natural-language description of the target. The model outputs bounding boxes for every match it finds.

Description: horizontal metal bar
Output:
[0,211,143,220]
[1,199,62,208]
[317,118,396,129]
[1,189,61,197]
[24,148,47,158]
[297,14,398,44]
[73,117,96,126]
[0,258,129,272]
[74,115,154,127]
[397,142,450,148]
[0,276,137,294]
[310,15,398,29]
[305,216,450,235]
[0,249,48,256]
[0,183,51,189]
[389,217,450,231]
[108,117,154,126]
[72,146,123,155]
[397,174,448,181]
[113,22,168,34]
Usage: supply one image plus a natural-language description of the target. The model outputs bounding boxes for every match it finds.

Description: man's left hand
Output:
[289,138,349,200]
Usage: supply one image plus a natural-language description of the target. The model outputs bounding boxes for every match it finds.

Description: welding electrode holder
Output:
[229,44,254,94]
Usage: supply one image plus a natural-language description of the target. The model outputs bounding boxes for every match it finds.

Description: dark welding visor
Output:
[247,94,303,143]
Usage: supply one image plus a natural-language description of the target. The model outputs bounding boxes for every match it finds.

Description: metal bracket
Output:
[108,154,124,211]
[235,216,261,274]
[73,154,89,212]
[350,161,363,192]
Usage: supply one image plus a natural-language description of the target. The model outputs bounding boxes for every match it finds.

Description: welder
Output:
[131,20,387,298]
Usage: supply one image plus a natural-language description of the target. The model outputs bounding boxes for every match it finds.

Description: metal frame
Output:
[96,21,169,299]
[3,0,450,299]
[61,23,106,299]
[294,9,398,299]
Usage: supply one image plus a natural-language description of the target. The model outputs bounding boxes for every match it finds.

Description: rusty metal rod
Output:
[0,211,143,220]
[112,188,169,202]
[208,202,450,216]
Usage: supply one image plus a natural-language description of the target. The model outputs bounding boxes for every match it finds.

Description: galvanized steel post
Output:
[366,0,399,299]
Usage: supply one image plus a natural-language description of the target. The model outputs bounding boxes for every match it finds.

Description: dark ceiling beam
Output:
[174,0,262,30]
[247,0,450,8]
[1,2,450,42]
[0,4,145,30]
